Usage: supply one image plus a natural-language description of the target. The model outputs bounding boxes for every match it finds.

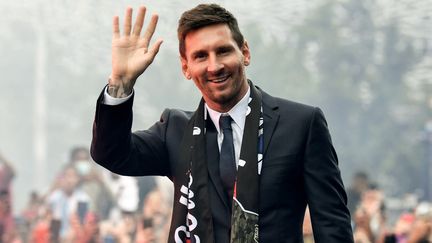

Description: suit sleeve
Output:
[303,107,354,243]
[90,88,172,177]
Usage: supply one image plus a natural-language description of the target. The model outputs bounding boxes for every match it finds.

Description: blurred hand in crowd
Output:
[361,189,384,218]
[407,217,432,243]
[66,212,100,243]
[135,220,156,243]
[353,207,373,242]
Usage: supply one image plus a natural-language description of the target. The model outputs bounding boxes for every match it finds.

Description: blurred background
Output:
[1,0,431,242]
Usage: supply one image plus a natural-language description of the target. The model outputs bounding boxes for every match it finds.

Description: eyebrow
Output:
[191,50,207,59]
[189,44,236,59]
[216,45,235,52]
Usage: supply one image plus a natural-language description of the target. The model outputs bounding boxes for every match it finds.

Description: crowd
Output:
[1,149,432,242]
[0,147,172,243]
[347,172,432,243]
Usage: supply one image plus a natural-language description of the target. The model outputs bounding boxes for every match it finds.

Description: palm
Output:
[112,38,151,80]
[111,6,163,86]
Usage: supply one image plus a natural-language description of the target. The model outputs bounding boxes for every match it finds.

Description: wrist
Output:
[107,76,134,98]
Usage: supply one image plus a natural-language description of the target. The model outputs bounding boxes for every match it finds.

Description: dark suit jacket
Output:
[91,86,354,243]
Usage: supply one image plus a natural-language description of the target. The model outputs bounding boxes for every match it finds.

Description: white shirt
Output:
[47,188,90,237]
[205,88,250,168]
[103,87,251,168]
[103,86,132,105]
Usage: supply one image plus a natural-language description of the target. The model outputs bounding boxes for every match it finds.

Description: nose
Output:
[207,54,223,74]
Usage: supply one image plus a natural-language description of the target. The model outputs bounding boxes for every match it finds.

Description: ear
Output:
[242,40,251,66]
[180,56,191,79]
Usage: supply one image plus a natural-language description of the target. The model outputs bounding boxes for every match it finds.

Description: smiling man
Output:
[180,23,250,112]
[91,4,354,243]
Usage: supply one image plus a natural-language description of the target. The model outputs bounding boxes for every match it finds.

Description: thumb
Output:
[148,38,163,59]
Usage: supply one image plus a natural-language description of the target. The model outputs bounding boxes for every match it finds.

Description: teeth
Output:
[209,75,229,83]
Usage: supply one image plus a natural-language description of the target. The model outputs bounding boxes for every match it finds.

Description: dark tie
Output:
[219,115,236,196]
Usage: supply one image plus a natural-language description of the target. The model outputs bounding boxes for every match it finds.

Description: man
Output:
[91,4,354,242]
[347,171,370,215]
[47,165,90,241]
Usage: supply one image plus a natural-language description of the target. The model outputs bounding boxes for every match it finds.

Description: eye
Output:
[218,46,233,55]
[193,52,207,61]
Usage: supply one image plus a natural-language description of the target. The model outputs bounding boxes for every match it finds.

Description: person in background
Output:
[406,202,432,243]
[347,171,370,216]
[378,212,415,243]
[353,187,389,243]
[0,191,20,243]
[0,152,19,243]
[20,191,43,242]
[0,153,15,198]
[64,212,101,243]
[68,146,114,221]
[135,187,172,243]
[136,176,156,215]
[69,147,92,164]
[98,173,139,243]
[46,165,90,241]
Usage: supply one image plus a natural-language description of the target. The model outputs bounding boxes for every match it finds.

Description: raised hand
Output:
[109,6,163,98]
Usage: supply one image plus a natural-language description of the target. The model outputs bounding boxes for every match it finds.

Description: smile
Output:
[208,75,230,83]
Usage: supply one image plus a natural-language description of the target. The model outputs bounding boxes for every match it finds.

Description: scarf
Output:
[169,82,264,243]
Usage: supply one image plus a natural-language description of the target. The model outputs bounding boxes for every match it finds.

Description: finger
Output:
[132,6,146,36]
[148,38,163,59]
[113,16,120,38]
[123,7,133,36]
[142,14,159,47]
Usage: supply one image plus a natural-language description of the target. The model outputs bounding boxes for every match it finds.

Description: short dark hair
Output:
[354,171,368,180]
[69,146,89,162]
[177,4,244,58]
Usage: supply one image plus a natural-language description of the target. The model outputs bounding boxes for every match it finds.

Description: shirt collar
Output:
[205,87,250,133]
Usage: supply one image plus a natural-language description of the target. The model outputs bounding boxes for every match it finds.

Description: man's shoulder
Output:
[155,108,195,131]
[259,87,317,116]
[160,108,195,121]
[275,95,315,111]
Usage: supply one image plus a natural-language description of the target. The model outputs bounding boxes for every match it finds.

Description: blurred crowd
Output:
[304,172,432,243]
[0,147,172,243]
[346,172,432,243]
[1,149,432,243]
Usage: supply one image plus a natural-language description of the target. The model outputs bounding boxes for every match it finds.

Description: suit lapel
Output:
[261,88,280,157]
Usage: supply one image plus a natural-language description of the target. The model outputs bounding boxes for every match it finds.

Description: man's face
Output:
[181,24,250,112]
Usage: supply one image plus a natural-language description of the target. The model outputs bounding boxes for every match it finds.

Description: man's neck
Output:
[205,87,250,133]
